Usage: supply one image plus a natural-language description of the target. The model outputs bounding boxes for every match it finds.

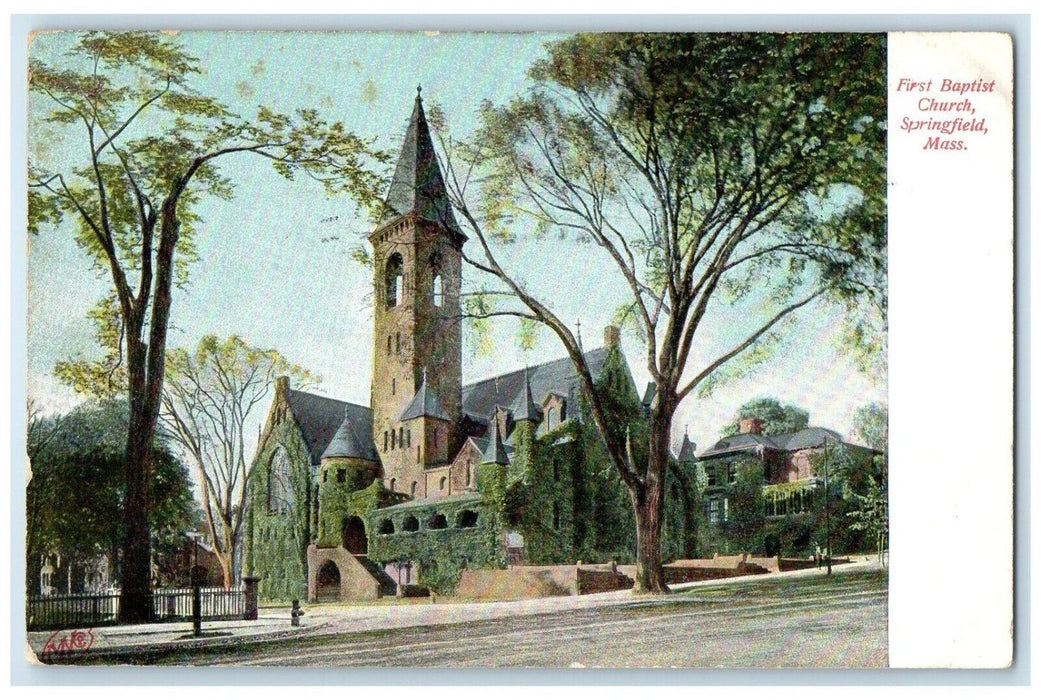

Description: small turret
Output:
[481,413,510,466]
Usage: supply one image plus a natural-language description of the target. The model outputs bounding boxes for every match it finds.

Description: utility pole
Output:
[824,437,832,576]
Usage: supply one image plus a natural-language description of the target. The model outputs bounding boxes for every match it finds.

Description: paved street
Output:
[118,567,886,668]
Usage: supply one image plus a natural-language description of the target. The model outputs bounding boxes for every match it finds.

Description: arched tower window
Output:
[411,481,419,498]
[389,477,397,493]
[466,460,472,486]
[385,253,404,308]
[432,274,444,307]
[267,446,292,515]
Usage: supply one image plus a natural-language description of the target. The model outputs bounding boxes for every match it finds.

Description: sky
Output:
[25,30,887,459]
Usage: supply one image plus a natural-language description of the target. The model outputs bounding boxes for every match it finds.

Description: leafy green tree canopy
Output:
[26,400,196,591]
[161,334,316,588]
[721,397,810,437]
[852,402,888,451]
[29,31,388,621]
[435,33,886,592]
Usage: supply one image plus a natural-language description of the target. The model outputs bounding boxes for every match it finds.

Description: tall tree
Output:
[720,396,810,437]
[26,401,196,595]
[29,32,386,621]
[160,335,315,589]
[438,33,886,591]
[852,402,888,451]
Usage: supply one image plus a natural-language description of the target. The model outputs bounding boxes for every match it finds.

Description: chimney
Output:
[603,325,620,349]
[738,417,763,435]
[275,375,290,398]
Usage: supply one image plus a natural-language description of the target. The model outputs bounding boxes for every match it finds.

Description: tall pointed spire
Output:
[677,425,696,463]
[513,365,542,423]
[481,413,510,465]
[379,87,462,234]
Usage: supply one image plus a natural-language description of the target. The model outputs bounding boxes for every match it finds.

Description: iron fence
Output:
[27,587,245,631]
[27,592,120,631]
[151,587,245,622]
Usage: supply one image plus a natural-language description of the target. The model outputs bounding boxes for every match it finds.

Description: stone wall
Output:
[244,398,315,603]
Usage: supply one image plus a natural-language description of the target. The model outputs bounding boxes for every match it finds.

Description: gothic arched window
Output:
[385,253,404,308]
[432,274,444,307]
[267,446,293,515]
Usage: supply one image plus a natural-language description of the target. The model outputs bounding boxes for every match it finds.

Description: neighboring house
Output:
[161,535,226,588]
[697,417,880,556]
[243,90,699,602]
[36,552,112,596]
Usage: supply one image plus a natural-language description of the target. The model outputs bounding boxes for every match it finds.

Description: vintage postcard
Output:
[17,26,1014,673]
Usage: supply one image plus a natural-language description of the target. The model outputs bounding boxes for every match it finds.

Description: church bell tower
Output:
[368,88,465,496]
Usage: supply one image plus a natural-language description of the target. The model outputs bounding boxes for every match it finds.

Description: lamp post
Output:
[187,530,202,636]
[823,438,832,576]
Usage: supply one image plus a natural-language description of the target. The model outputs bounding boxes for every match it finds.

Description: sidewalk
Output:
[27,609,331,662]
[27,555,883,662]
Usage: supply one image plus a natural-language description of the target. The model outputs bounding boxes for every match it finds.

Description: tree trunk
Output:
[630,409,673,594]
[119,381,153,623]
[217,549,233,590]
[632,497,668,593]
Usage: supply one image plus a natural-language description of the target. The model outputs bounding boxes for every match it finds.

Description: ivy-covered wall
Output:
[366,493,498,594]
[697,445,883,557]
[244,410,315,603]
[505,343,702,567]
[246,341,705,600]
[316,465,393,548]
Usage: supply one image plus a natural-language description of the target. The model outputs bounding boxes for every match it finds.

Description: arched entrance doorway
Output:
[316,560,341,602]
[341,515,368,554]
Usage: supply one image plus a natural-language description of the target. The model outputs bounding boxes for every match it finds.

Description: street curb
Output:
[33,620,334,665]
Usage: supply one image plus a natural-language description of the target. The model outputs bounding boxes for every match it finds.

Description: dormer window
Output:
[547,407,557,431]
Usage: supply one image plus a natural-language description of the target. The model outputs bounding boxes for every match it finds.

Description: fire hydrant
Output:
[291,599,305,627]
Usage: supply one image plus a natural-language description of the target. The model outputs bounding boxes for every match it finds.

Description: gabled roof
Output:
[377,89,463,236]
[461,346,613,424]
[399,372,452,422]
[284,389,377,464]
[321,410,369,461]
[466,435,515,460]
[699,426,845,459]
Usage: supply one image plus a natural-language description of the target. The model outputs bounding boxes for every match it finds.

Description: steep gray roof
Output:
[481,417,510,465]
[399,373,452,422]
[321,410,369,461]
[461,346,613,423]
[699,426,845,459]
[512,366,542,422]
[378,89,463,235]
[641,381,657,407]
[285,389,377,464]
[677,433,697,462]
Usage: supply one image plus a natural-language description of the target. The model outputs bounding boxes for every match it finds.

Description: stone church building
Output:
[242,91,697,602]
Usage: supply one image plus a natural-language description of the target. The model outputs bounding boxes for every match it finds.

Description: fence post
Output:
[192,585,201,636]
[242,576,261,621]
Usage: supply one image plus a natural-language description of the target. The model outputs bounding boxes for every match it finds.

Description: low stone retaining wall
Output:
[663,553,773,585]
[455,563,633,600]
